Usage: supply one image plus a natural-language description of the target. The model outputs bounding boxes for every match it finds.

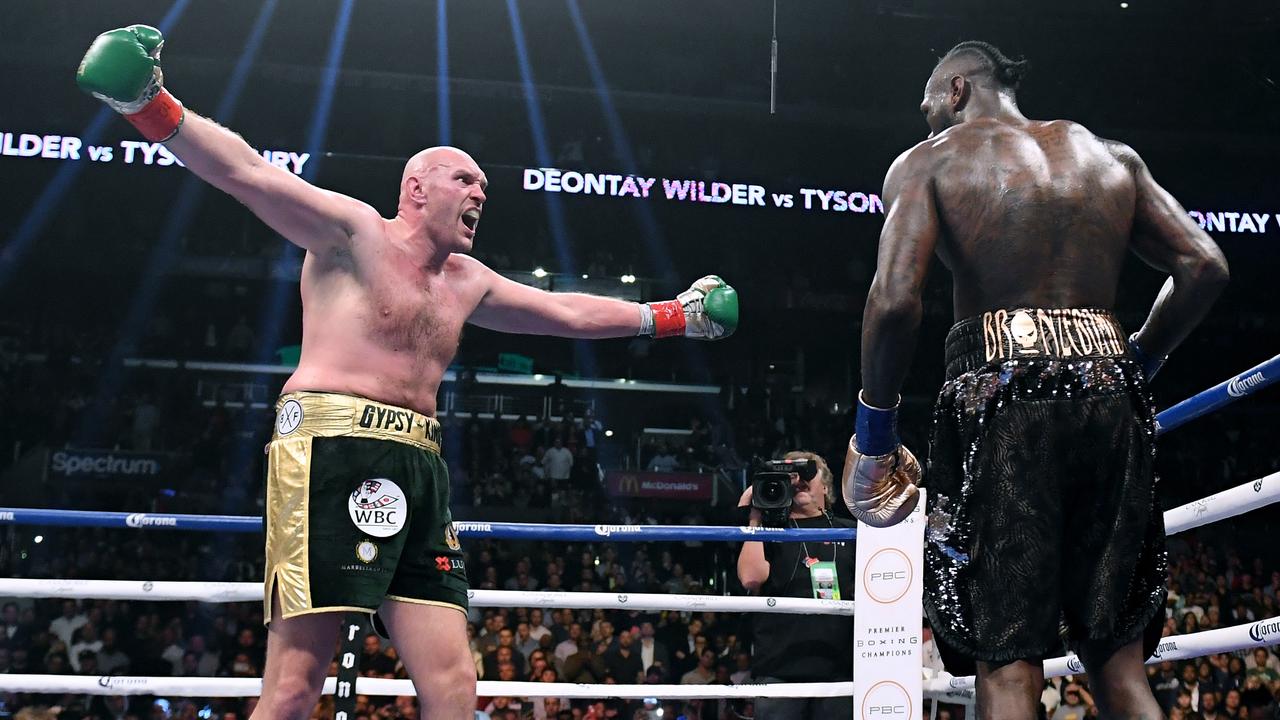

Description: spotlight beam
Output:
[75,0,282,445]
[0,0,194,290]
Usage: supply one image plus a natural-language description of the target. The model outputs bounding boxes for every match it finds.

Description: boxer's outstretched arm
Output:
[165,112,376,253]
[861,148,940,408]
[1116,143,1229,359]
[465,258,642,338]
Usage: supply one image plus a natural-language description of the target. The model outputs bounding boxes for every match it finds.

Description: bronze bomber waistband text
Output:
[982,308,1126,363]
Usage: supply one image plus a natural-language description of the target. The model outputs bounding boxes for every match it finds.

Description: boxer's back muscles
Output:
[924,119,1136,319]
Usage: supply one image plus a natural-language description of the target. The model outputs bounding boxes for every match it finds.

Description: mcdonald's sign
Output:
[605,470,713,500]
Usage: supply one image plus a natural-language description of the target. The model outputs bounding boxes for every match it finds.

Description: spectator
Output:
[648,443,678,472]
[679,649,716,685]
[603,630,644,684]
[555,623,584,670]
[68,624,102,672]
[48,600,87,647]
[635,622,668,677]
[1245,647,1280,677]
[543,437,574,482]
[360,634,396,676]
[1052,683,1094,720]
[2,602,30,648]
[515,622,540,660]
[728,651,752,685]
[563,641,607,684]
[1200,690,1224,720]
[527,609,552,644]
[188,634,220,677]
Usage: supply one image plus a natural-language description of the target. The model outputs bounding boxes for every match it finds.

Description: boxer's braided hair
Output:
[938,40,1031,92]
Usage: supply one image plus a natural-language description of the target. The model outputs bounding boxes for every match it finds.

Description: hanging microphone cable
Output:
[770,0,779,114]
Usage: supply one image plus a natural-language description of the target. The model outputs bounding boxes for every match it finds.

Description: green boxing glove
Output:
[640,275,739,340]
[76,24,184,142]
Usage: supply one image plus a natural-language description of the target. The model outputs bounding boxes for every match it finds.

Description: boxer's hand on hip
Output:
[641,275,738,340]
[77,25,184,142]
[842,437,921,528]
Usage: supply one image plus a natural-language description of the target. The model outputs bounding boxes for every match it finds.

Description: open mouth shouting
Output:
[461,207,481,236]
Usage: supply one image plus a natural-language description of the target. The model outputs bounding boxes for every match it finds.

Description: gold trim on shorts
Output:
[264,391,443,623]
[385,595,468,615]
[271,391,442,453]
[265,435,314,624]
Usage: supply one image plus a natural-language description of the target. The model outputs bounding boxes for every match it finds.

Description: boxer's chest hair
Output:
[365,266,465,361]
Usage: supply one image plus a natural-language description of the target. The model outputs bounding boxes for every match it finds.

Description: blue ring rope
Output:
[3,354,1274,539]
[0,509,854,542]
[1154,353,1280,434]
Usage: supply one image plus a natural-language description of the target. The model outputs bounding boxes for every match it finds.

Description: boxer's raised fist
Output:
[77,25,184,142]
[642,275,738,340]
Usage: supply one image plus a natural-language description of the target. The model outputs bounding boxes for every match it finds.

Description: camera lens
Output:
[760,479,784,502]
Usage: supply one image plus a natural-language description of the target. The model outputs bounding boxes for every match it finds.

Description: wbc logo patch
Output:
[348,479,407,538]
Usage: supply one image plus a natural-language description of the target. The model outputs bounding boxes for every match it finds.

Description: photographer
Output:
[736,451,856,719]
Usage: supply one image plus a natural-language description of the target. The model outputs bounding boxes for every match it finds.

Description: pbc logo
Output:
[861,680,911,718]
[863,548,913,604]
[1067,656,1084,673]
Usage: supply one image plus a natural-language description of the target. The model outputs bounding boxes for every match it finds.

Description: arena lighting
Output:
[1120,1,1129,6]
[33,536,43,544]
[565,0,724,433]
[620,274,636,284]
[505,0,598,377]
[0,0,193,290]
[252,0,355,362]
[226,0,356,491]
[435,0,451,144]
[504,0,578,279]
[582,273,589,279]
[532,267,548,278]
[564,0,680,285]
[604,430,614,437]
[76,0,282,445]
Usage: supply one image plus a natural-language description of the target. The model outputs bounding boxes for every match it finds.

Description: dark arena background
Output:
[1,1,1279,719]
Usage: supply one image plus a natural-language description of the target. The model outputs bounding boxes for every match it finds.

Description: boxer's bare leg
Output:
[378,599,476,719]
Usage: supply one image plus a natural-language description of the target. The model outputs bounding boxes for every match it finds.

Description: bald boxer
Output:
[77,26,736,720]
[846,41,1227,719]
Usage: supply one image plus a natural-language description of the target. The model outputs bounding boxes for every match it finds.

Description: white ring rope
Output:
[22,614,1277,700]
[942,616,1280,690]
[1163,471,1278,535]
[0,674,973,702]
[0,675,851,700]
[0,580,854,616]
[2,474,1272,708]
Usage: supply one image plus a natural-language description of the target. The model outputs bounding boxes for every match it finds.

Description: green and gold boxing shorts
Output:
[263,391,468,624]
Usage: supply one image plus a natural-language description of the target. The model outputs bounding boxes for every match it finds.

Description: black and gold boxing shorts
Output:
[924,308,1167,670]
[263,392,467,624]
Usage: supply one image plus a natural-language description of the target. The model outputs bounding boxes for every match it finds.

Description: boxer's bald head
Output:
[400,146,484,196]
[399,145,487,253]
[921,41,1030,138]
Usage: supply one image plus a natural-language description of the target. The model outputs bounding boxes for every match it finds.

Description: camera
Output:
[750,458,816,527]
